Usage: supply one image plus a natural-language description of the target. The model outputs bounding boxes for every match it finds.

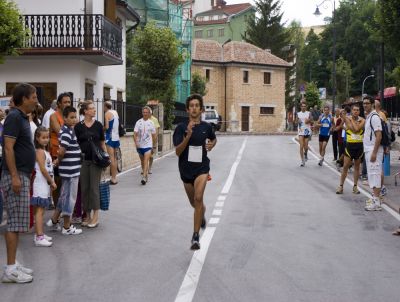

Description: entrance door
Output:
[241,106,249,131]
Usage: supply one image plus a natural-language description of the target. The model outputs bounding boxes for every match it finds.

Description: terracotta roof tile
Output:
[192,39,291,68]
[196,3,253,16]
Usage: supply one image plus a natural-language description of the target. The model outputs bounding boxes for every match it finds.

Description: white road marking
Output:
[175,227,217,302]
[292,137,400,222]
[212,209,222,216]
[208,217,220,225]
[174,138,248,302]
[221,138,248,194]
[215,201,224,207]
[217,195,226,201]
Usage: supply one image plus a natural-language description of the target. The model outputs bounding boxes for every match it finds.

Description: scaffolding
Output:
[127,0,192,104]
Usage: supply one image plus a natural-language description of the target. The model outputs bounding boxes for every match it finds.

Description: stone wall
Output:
[118,131,174,171]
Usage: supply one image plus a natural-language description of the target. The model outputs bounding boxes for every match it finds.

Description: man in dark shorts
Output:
[336,104,365,194]
[173,94,217,250]
[1,83,37,283]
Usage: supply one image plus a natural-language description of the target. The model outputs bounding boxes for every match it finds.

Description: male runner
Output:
[295,101,312,167]
[173,94,217,250]
[316,105,334,166]
[336,104,365,194]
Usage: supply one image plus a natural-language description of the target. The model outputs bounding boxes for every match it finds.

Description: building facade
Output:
[0,0,139,123]
[192,39,290,132]
[193,2,255,44]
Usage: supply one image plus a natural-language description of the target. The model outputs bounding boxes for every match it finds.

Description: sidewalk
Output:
[306,134,400,213]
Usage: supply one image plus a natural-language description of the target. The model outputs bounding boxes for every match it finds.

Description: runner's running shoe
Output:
[336,185,343,194]
[352,185,360,194]
[191,233,200,250]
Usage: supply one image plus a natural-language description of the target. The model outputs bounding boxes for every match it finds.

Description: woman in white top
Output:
[134,106,156,185]
[296,101,312,167]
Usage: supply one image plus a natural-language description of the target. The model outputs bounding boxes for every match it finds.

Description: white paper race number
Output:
[188,145,202,162]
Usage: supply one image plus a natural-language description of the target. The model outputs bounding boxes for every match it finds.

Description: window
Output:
[103,87,111,101]
[197,16,204,21]
[218,28,224,37]
[205,69,210,82]
[207,29,213,37]
[195,30,203,38]
[260,107,274,115]
[264,72,271,84]
[243,70,249,83]
[117,91,123,102]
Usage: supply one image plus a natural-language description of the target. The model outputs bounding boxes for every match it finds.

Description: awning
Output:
[376,87,397,99]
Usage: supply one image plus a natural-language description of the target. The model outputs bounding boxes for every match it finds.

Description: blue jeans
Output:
[57,177,79,216]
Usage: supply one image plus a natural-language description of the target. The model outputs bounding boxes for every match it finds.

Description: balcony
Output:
[20,14,123,66]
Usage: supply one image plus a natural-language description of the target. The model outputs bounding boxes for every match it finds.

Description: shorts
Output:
[298,135,310,139]
[180,166,210,184]
[319,135,330,142]
[106,140,120,149]
[31,196,51,208]
[1,170,31,232]
[365,149,384,189]
[57,177,79,216]
[137,147,152,156]
[344,143,364,160]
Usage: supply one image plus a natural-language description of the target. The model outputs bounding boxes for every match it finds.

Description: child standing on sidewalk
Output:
[31,126,57,247]
[47,107,82,235]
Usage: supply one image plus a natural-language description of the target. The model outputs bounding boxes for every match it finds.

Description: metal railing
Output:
[22,14,122,58]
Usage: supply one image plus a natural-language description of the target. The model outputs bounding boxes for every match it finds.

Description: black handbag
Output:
[83,121,111,168]
[89,138,110,168]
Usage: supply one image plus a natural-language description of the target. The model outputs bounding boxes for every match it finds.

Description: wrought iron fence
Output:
[22,14,122,58]
[382,96,400,120]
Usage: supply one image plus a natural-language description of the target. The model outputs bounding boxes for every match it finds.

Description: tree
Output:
[127,22,184,129]
[0,0,26,63]
[243,0,290,58]
[191,72,207,96]
[327,56,352,104]
[304,82,320,108]
[377,0,400,54]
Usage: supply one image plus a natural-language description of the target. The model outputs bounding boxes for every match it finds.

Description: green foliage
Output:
[0,0,26,63]
[190,72,207,96]
[127,22,184,129]
[377,0,400,51]
[285,21,305,109]
[327,56,352,104]
[304,82,320,108]
[243,0,290,58]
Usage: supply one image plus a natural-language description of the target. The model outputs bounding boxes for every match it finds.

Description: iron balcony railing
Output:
[22,14,122,59]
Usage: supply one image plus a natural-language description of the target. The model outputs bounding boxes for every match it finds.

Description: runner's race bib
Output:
[322,123,330,127]
[351,134,362,141]
[188,145,202,163]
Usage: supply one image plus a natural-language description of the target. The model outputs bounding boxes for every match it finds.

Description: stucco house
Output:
[192,39,291,132]
[193,2,255,43]
[0,0,139,123]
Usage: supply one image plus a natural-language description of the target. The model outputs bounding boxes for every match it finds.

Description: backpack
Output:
[369,113,390,147]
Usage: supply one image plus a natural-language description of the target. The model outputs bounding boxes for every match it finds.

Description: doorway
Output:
[241,106,249,131]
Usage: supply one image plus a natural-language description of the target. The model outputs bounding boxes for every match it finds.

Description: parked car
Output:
[202,109,220,131]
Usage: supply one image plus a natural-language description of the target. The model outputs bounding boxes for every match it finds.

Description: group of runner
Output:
[296,96,388,212]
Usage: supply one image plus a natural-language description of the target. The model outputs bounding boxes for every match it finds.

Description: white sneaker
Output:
[15,261,33,276]
[33,234,52,243]
[2,268,33,283]
[365,203,382,211]
[61,225,82,235]
[34,236,53,247]
[46,219,61,231]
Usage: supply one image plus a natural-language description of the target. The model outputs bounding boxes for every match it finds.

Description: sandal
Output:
[392,228,400,236]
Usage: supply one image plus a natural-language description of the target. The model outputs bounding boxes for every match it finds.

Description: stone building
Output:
[192,39,291,132]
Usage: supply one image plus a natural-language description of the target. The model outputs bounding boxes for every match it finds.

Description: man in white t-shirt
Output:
[362,96,384,211]
[41,100,57,129]
[134,106,156,185]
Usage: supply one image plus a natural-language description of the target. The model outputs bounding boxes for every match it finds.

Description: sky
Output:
[226,0,339,27]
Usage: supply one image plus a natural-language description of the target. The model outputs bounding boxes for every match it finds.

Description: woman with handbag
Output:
[74,101,107,228]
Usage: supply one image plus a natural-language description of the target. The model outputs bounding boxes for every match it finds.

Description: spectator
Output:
[104,101,120,184]
[75,101,106,228]
[42,100,57,129]
[1,83,37,283]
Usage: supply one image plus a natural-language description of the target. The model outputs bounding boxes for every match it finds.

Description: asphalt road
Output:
[1,136,400,302]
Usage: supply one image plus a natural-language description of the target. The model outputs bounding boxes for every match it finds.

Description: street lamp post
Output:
[314,0,336,110]
[361,70,375,100]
